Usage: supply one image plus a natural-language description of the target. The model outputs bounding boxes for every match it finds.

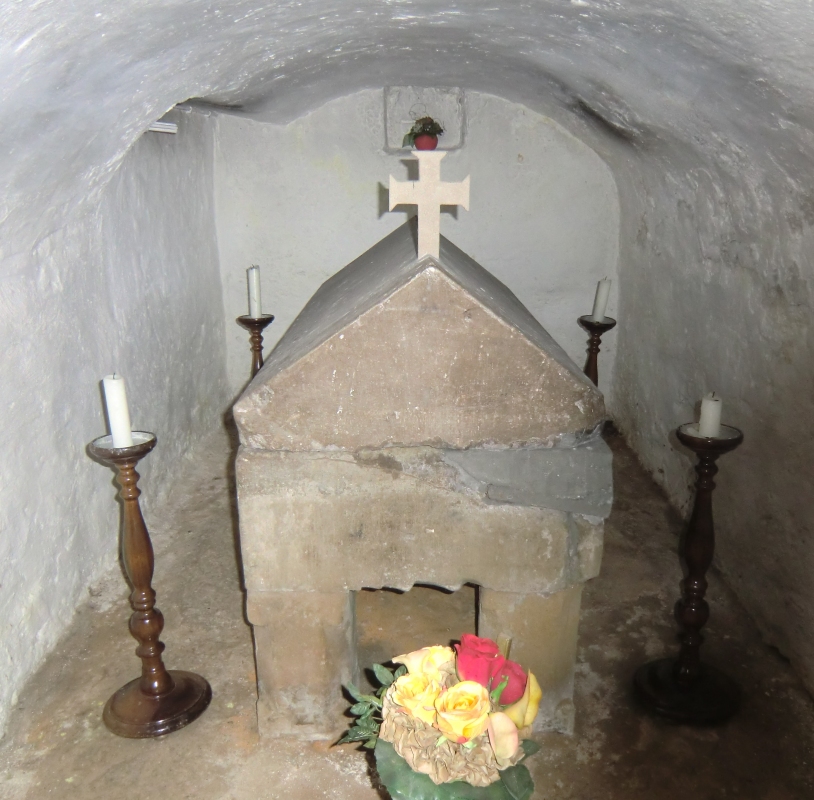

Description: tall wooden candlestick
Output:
[89,432,211,738]
[237,314,274,378]
[634,423,743,724]
[577,315,616,386]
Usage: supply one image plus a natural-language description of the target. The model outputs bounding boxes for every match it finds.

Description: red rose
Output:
[454,634,506,689]
[490,658,528,705]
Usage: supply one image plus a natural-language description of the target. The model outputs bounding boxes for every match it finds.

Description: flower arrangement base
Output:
[341,638,542,800]
[375,740,537,800]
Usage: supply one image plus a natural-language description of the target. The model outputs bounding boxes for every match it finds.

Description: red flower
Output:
[454,635,529,705]
[491,658,527,705]
[455,634,506,689]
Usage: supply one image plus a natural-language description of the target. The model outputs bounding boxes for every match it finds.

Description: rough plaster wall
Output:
[609,131,814,694]
[4,0,814,731]
[215,90,619,399]
[0,109,229,737]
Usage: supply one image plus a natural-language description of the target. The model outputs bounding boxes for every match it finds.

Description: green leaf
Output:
[346,683,365,703]
[402,132,414,148]
[346,683,381,706]
[349,701,372,716]
[338,728,375,745]
[374,740,534,800]
[346,684,380,705]
[373,663,396,687]
[394,665,408,679]
[363,737,378,749]
[356,718,380,734]
[498,763,535,800]
[519,739,540,759]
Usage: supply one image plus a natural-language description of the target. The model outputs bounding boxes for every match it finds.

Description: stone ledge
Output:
[237,447,604,594]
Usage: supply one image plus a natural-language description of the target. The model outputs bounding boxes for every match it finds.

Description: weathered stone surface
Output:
[443,436,613,517]
[479,585,583,734]
[237,447,604,595]
[248,591,357,739]
[233,223,611,739]
[245,581,586,738]
[233,222,604,451]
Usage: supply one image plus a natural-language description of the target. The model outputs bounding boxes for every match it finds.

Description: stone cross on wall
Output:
[389,151,470,258]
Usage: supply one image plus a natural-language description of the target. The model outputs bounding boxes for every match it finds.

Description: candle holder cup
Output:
[633,423,743,724]
[89,432,211,738]
[578,315,616,386]
[237,314,274,379]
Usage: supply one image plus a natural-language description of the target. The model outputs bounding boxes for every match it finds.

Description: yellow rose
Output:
[393,645,455,681]
[434,681,491,743]
[390,673,442,726]
[504,670,542,729]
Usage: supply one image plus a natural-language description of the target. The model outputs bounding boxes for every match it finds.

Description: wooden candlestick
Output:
[634,423,743,724]
[237,314,274,378]
[577,315,616,386]
[89,432,211,738]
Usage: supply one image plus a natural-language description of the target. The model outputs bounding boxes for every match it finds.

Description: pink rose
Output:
[454,634,505,689]
[487,712,520,767]
[490,658,527,705]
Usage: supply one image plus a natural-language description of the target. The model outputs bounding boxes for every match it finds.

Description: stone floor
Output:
[2,427,814,799]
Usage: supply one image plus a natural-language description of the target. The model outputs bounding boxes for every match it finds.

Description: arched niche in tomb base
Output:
[233,219,612,739]
[354,584,478,683]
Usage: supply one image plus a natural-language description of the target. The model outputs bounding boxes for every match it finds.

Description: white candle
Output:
[247,265,262,318]
[591,278,611,322]
[102,374,134,447]
[699,393,722,438]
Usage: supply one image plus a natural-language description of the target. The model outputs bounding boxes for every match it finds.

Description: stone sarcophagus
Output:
[234,221,611,739]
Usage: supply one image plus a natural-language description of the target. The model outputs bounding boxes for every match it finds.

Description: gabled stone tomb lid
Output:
[234,221,605,451]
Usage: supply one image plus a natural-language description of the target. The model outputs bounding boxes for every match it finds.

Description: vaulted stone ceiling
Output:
[4,1,813,253]
[4,0,814,709]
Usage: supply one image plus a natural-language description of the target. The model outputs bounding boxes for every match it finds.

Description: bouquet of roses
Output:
[339,634,543,800]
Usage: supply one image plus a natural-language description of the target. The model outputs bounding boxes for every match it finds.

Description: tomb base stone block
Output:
[248,591,357,739]
[234,221,612,739]
[479,586,583,733]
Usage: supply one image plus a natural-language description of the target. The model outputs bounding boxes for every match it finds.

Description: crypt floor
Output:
[2,426,813,800]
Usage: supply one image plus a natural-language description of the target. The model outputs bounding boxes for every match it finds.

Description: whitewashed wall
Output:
[215,90,620,401]
[5,0,814,742]
[0,109,229,737]
[608,128,814,695]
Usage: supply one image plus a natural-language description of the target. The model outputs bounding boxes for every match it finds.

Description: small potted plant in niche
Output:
[402,116,444,150]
